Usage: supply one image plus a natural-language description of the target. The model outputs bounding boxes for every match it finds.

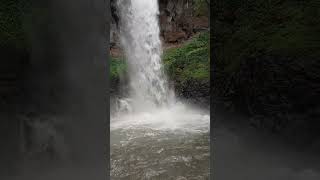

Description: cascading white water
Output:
[116,0,174,110]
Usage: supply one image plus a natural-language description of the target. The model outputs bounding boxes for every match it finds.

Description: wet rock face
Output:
[110,0,209,46]
[110,21,119,48]
[159,0,192,39]
[159,0,208,43]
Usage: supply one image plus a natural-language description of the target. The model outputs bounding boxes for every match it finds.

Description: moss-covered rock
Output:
[163,32,210,104]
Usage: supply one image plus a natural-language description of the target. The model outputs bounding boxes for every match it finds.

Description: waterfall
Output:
[116,0,174,110]
[111,2,210,177]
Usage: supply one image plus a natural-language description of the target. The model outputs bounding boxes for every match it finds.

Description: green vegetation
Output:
[162,31,210,85]
[110,56,126,80]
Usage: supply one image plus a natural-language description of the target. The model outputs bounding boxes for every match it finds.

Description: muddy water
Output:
[111,128,209,179]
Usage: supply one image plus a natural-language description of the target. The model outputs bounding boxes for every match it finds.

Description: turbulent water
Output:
[111,0,210,179]
[116,0,173,108]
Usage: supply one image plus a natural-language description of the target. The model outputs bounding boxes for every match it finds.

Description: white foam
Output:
[111,102,210,133]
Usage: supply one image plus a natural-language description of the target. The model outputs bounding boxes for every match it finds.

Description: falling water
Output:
[116,0,173,109]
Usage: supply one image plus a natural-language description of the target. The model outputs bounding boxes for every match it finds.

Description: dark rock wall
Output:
[159,0,208,43]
